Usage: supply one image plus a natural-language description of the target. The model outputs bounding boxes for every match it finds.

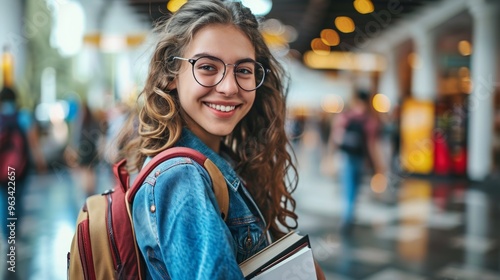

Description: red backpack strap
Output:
[125,147,229,220]
[113,158,130,192]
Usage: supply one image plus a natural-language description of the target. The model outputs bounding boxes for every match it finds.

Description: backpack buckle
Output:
[101,189,115,195]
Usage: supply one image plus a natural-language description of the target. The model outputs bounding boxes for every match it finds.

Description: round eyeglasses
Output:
[169,56,270,91]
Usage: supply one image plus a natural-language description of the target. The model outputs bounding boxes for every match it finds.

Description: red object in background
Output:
[433,94,468,177]
[433,182,451,211]
[452,146,467,175]
[434,131,451,175]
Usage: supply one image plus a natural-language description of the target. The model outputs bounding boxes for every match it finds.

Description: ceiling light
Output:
[458,40,472,56]
[310,38,330,55]
[335,16,355,33]
[320,29,340,46]
[241,0,273,16]
[354,0,374,14]
[262,18,284,35]
[321,94,344,113]
[372,93,391,113]
[167,0,187,13]
[304,51,386,72]
[284,25,298,42]
[51,0,85,57]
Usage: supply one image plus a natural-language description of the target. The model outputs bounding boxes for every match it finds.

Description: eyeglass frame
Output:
[168,55,271,92]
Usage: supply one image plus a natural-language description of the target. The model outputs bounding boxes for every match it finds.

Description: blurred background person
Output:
[101,102,130,165]
[0,86,46,280]
[0,87,30,186]
[0,87,47,177]
[328,89,385,234]
[64,101,103,197]
[289,114,306,146]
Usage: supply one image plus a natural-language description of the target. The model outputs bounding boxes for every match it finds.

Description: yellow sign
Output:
[1,49,14,87]
[400,99,435,174]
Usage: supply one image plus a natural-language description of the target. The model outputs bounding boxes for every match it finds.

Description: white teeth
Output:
[207,103,236,112]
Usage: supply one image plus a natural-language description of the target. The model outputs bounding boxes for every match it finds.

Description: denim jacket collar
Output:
[176,127,240,192]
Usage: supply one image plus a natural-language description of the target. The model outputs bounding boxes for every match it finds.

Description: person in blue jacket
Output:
[116,0,325,279]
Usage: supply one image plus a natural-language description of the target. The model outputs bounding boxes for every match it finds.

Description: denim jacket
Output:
[132,128,270,279]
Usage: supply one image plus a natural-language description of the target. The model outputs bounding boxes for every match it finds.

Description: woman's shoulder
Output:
[141,155,211,187]
[132,155,217,214]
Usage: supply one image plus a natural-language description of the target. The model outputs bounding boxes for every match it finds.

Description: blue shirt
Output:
[132,128,270,279]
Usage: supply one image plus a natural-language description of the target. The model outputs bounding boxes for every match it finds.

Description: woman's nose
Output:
[215,69,239,96]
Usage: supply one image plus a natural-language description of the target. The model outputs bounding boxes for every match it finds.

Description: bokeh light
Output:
[372,93,391,113]
[458,40,472,56]
[354,0,374,14]
[321,94,345,113]
[408,52,421,69]
[335,16,355,33]
[241,0,273,16]
[311,38,330,55]
[320,29,340,46]
[370,173,388,193]
[167,0,187,12]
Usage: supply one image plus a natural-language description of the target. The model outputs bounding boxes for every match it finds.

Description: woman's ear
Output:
[167,79,177,91]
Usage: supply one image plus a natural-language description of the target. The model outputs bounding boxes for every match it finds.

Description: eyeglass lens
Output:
[192,57,265,91]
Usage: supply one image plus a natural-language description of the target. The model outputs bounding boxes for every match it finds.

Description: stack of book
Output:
[239,231,317,280]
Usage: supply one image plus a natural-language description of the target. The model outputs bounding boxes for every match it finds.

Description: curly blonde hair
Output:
[119,0,298,238]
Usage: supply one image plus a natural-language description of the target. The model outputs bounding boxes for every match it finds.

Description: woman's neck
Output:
[181,111,222,153]
[186,125,221,153]
[199,133,221,153]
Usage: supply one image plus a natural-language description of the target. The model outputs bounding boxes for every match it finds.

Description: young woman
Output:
[119,0,325,278]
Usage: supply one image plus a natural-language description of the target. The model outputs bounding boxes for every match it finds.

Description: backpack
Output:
[338,116,366,155]
[0,113,29,184]
[67,147,229,280]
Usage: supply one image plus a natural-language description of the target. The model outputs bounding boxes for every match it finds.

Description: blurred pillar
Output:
[378,48,400,110]
[411,29,437,101]
[464,189,490,269]
[0,0,26,86]
[467,0,500,181]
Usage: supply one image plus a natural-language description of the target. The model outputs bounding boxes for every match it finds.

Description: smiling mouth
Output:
[205,102,237,112]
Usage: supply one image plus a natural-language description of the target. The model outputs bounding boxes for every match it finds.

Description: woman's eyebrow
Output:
[235,57,257,64]
[191,52,212,59]
[191,52,256,63]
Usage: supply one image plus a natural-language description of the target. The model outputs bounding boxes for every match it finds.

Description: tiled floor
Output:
[1,138,499,280]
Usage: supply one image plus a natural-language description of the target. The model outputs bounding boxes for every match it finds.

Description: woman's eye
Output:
[198,65,217,71]
[236,68,253,75]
